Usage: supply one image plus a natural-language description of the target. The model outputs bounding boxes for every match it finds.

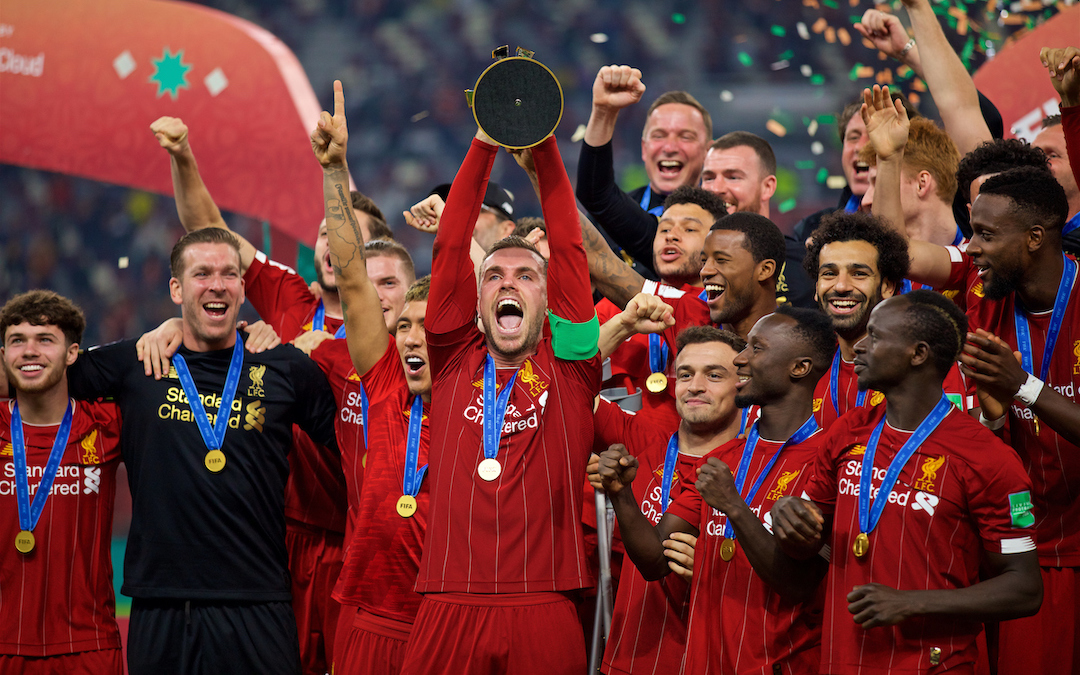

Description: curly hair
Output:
[802,211,909,289]
[979,166,1069,233]
[1,290,86,346]
[956,139,1050,206]
[711,212,786,283]
[663,185,730,223]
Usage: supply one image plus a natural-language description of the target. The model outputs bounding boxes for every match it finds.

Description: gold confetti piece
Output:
[850,0,860,6]
[876,69,893,85]
[857,65,876,78]
[118,257,129,269]
[898,65,911,77]
[825,27,836,43]
[735,33,748,43]
[879,51,888,60]
[803,0,820,8]
[838,28,852,46]
[812,17,828,33]
[808,119,819,136]
[862,38,876,49]
[826,175,848,189]
[947,6,966,18]
[571,124,587,142]
[909,92,921,105]
[874,3,890,11]
[913,78,927,92]
[766,119,788,137]
[957,15,968,35]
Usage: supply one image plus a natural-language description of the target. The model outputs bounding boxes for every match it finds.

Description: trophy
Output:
[466,46,563,149]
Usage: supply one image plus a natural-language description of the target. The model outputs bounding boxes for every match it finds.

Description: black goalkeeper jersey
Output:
[67,337,338,602]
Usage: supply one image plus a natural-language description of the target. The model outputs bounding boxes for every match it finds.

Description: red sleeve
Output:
[84,400,123,464]
[310,338,353,405]
[661,293,711,354]
[532,136,594,322]
[244,253,318,339]
[944,247,978,295]
[427,139,499,337]
[1062,105,1080,204]
[963,429,1037,554]
[593,398,671,455]
[801,413,859,516]
[665,478,703,529]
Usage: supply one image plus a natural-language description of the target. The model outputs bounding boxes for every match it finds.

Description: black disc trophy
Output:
[466,46,563,149]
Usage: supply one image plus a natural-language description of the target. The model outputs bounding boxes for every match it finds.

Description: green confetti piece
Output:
[946,15,957,29]
[771,25,786,36]
[822,0,837,8]
[738,52,753,67]
[810,74,825,85]
[672,12,686,24]
[795,160,816,170]
[850,14,864,23]
[816,114,837,124]
[778,198,797,213]
[961,35,975,67]
[816,168,829,184]
[802,116,811,125]
[849,63,863,81]
[778,50,794,61]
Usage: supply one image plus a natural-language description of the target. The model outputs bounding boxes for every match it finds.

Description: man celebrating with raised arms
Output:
[598,306,837,673]
[398,92,603,672]
[771,291,1042,674]
[0,291,123,673]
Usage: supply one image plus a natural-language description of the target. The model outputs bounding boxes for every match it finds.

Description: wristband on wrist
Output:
[1014,373,1045,407]
[979,412,1006,431]
[901,39,916,56]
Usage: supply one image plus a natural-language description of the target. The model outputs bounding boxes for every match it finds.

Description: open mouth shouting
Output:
[495,297,525,334]
[204,301,229,319]
[825,294,862,317]
[657,159,684,178]
[704,283,726,309]
[403,353,427,377]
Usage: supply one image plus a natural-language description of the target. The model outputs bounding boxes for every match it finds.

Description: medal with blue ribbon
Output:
[639,185,665,218]
[659,433,680,513]
[1013,254,1076,435]
[853,393,952,559]
[646,333,669,394]
[171,331,245,473]
[312,300,347,339]
[719,415,819,562]
[830,349,868,416]
[11,400,74,554]
[478,355,518,481]
[396,395,429,518]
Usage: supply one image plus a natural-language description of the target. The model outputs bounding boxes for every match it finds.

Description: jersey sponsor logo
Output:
[518,360,549,398]
[462,395,540,436]
[340,388,365,428]
[913,455,945,494]
[767,470,799,501]
[971,281,985,298]
[83,466,101,494]
[911,491,939,516]
[159,387,244,427]
[1009,491,1035,528]
[79,429,101,465]
[247,365,266,398]
[243,400,266,432]
[869,391,885,406]
[1073,340,1080,376]
[2,462,85,497]
[812,397,822,413]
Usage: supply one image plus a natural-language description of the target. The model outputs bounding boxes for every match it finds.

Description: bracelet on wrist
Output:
[1014,373,1044,407]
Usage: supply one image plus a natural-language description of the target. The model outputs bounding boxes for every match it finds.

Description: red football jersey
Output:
[418,136,602,594]
[331,335,430,622]
[658,291,712,359]
[245,252,348,534]
[592,400,693,675]
[0,400,122,656]
[945,249,1080,567]
[802,404,1037,674]
[667,431,825,675]
[814,354,973,430]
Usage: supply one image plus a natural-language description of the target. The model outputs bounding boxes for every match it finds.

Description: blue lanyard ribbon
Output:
[859,394,952,536]
[830,349,867,416]
[357,383,370,448]
[171,332,245,452]
[639,185,665,218]
[12,400,74,533]
[648,333,669,376]
[402,395,428,497]
[1014,254,1076,383]
[312,300,347,339]
[738,407,749,436]
[723,415,819,539]
[483,356,519,462]
[899,279,933,295]
[1065,212,1080,236]
[659,433,680,512]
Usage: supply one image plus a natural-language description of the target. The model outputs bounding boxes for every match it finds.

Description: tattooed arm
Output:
[309,80,388,377]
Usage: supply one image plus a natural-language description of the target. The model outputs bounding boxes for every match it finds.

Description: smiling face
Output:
[732,313,799,408]
[699,230,761,326]
[478,247,548,363]
[700,146,773,216]
[852,297,913,392]
[815,239,893,337]
[641,103,710,194]
[842,114,871,197]
[2,322,78,395]
[1033,125,1080,210]
[653,202,712,286]
[674,340,741,431]
[395,300,431,398]
[967,193,1029,300]
[367,254,411,331]
[169,242,245,351]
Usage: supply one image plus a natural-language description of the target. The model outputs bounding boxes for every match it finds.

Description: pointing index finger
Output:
[334,79,345,119]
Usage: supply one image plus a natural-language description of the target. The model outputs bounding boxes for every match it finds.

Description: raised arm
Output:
[427,131,499,335]
[597,444,697,581]
[150,116,257,271]
[309,81,389,377]
[862,85,953,286]
[598,293,675,360]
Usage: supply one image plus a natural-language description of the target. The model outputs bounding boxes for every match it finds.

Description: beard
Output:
[315,266,338,294]
[713,282,756,326]
[983,265,1021,300]
[3,360,65,395]
[481,308,545,361]
[823,287,881,336]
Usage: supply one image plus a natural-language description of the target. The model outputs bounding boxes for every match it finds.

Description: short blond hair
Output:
[860,117,959,204]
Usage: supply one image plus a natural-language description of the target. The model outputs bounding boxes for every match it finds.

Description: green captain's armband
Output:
[547,311,599,360]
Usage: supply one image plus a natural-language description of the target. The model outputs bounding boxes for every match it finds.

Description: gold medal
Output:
[853,532,870,558]
[205,449,226,473]
[396,495,418,518]
[477,458,502,481]
[646,372,668,393]
[15,530,35,554]
[719,537,736,562]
